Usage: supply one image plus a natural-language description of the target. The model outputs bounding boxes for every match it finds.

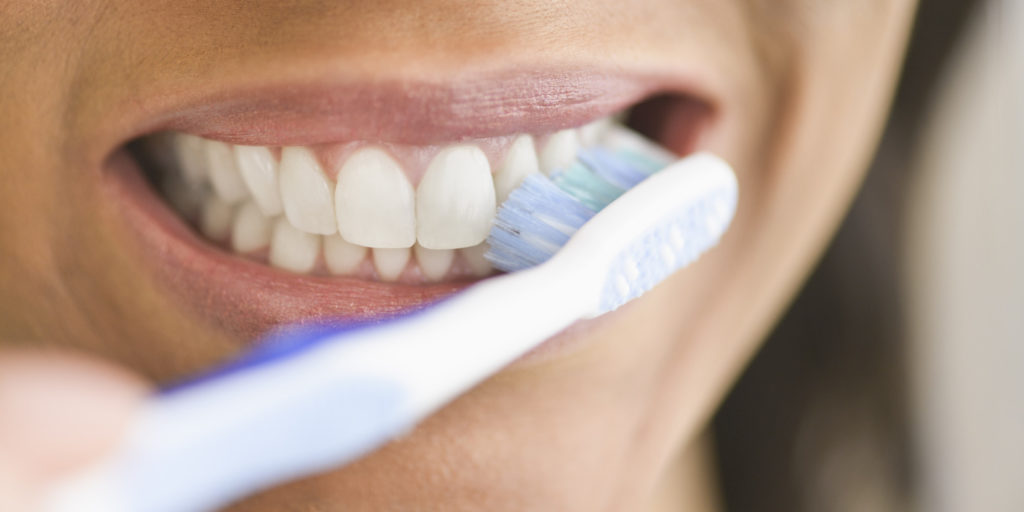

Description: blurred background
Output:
[712,0,1022,510]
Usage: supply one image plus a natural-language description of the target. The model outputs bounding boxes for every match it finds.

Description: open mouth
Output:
[108,74,715,337]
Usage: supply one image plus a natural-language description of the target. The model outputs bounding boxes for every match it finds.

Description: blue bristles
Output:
[486,174,596,272]
[577,147,655,190]
[486,147,657,273]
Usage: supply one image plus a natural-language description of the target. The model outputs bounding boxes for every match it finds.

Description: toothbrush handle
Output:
[46,265,591,512]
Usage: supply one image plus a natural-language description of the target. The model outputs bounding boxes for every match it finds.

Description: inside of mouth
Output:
[129,93,711,285]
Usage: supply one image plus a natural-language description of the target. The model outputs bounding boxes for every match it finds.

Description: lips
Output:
[104,69,716,341]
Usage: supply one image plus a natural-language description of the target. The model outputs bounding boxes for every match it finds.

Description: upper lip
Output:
[104,66,717,154]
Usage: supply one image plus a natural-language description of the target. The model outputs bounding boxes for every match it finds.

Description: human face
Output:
[0,1,916,509]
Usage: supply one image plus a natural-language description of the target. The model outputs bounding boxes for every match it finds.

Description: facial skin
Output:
[0,1,916,510]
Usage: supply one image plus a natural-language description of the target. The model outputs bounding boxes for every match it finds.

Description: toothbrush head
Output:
[486,146,737,314]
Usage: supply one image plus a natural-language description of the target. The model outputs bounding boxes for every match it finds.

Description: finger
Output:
[0,350,148,487]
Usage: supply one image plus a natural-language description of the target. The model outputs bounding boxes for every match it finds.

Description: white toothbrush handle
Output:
[45,262,595,512]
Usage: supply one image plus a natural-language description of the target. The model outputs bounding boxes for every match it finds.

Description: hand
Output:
[0,351,146,511]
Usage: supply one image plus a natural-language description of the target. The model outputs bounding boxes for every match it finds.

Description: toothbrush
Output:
[46,135,738,512]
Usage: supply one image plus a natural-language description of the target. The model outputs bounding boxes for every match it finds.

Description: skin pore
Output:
[0,1,917,510]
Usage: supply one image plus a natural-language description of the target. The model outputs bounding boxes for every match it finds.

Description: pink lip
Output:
[105,67,718,343]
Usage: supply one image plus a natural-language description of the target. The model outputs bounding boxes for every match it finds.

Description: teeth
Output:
[231,201,272,253]
[579,118,612,147]
[198,194,235,241]
[539,129,580,175]
[494,135,540,204]
[269,219,321,273]
[204,140,250,203]
[158,114,628,281]
[372,248,410,281]
[335,147,416,248]
[414,245,455,282]
[416,145,495,249]
[174,134,208,186]
[279,147,338,235]
[234,145,284,217]
[323,235,367,275]
[460,243,494,277]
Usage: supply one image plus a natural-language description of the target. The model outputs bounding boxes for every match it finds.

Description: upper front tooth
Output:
[204,140,249,203]
[234,145,284,217]
[494,135,540,204]
[334,147,416,248]
[279,147,338,235]
[539,129,580,175]
[416,145,495,250]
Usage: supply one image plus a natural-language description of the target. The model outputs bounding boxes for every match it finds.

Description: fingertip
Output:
[0,350,149,483]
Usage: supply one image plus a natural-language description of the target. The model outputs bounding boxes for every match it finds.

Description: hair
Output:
[712,0,982,510]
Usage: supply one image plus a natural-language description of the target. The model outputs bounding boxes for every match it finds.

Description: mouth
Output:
[107,69,716,339]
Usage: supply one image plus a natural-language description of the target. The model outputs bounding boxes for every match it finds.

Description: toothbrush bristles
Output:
[485,147,668,273]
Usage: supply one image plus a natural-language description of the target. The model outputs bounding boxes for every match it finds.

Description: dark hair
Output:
[712,1,982,510]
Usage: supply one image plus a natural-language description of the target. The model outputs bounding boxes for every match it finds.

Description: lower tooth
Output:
[231,201,272,253]
[372,247,410,281]
[269,219,321,273]
[414,245,455,282]
[199,194,234,241]
[460,243,494,277]
[204,140,250,203]
[323,235,367,275]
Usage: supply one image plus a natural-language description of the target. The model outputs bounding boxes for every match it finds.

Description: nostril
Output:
[625,94,714,157]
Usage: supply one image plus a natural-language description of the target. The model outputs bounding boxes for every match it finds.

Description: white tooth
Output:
[539,129,580,175]
[460,243,494,277]
[204,140,249,203]
[231,201,272,253]
[579,118,613,147]
[323,235,368,275]
[494,135,540,204]
[416,145,495,250]
[414,245,455,282]
[279,147,337,235]
[234,145,283,217]
[269,218,320,273]
[198,194,234,241]
[174,134,208,186]
[334,147,416,248]
[372,248,410,281]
